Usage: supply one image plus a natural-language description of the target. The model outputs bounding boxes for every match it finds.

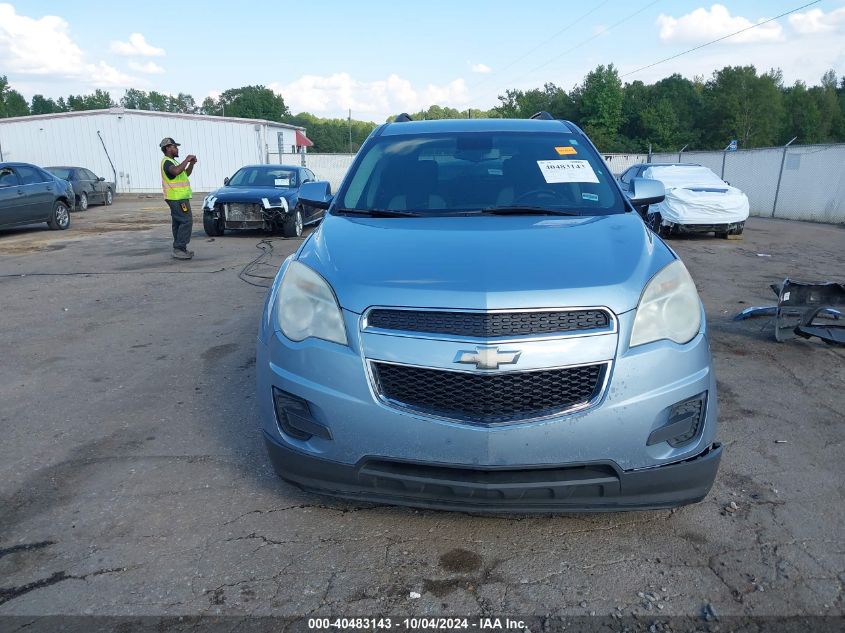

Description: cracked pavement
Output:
[0,201,843,618]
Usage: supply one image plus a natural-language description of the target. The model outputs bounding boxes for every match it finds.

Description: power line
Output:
[620,0,822,78]
[467,0,661,106]
[469,1,611,92]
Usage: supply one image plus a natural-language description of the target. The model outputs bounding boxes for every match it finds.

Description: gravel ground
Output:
[0,199,843,624]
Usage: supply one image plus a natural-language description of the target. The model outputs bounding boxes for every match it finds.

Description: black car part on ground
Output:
[733,278,845,345]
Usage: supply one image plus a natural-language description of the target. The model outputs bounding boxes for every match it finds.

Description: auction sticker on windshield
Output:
[537,159,599,184]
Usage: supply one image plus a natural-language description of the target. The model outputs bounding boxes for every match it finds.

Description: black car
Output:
[0,162,75,231]
[45,166,115,210]
[202,165,326,238]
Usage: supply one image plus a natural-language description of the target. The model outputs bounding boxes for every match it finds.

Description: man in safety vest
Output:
[160,137,197,259]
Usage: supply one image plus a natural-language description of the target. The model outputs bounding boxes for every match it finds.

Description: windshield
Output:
[46,167,72,180]
[228,167,298,188]
[338,131,624,216]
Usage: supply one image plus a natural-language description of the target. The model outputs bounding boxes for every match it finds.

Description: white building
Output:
[0,108,313,194]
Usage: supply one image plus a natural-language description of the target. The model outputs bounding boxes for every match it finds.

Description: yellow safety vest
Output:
[161,157,193,200]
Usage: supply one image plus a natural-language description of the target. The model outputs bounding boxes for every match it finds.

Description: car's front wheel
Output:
[48,201,71,230]
[282,207,304,238]
[646,211,668,237]
[203,212,224,237]
[78,192,88,211]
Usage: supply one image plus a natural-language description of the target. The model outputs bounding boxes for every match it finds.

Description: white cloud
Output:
[789,7,845,35]
[110,33,165,57]
[270,73,471,121]
[0,3,137,88]
[128,60,165,74]
[657,4,783,44]
[470,63,492,74]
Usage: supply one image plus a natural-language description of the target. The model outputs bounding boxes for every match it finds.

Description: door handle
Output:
[17,190,25,196]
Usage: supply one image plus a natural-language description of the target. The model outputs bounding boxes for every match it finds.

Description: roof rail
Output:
[394,113,413,122]
[530,111,555,120]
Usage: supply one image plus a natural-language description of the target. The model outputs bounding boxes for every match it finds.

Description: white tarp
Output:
[643,165,750,225]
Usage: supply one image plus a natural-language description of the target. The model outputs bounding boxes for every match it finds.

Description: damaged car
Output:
[619,163,749,238]
[202,165,325,238]
[256,113,722,513]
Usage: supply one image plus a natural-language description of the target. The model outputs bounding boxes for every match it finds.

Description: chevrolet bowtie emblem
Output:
[455,346,521,370]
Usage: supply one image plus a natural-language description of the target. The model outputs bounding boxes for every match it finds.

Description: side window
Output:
[0,167,19,187]
[16,166,47,185]
[620,167,635,184]
[304,169,315,183]
[83,169,98,180]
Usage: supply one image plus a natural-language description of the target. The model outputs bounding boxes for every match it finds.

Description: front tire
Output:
[646,211,668,237]
[78,192,88,211]
[203,212,224,237]
[282,207,304,238]
[48,201,71,230]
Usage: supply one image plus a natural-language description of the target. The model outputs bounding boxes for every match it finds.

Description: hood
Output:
[297,213,675,314]
[208,186,297,204]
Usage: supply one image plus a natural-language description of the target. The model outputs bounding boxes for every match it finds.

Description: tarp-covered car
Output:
[637,164,749,238]
[202,165,325,238]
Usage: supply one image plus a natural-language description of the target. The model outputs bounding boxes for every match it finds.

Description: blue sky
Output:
[2,1,844,121]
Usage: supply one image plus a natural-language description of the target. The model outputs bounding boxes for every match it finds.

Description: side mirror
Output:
[97,176,105,181]
[223,177,230,186]
[299,181,333,210]
[628,177,665,207]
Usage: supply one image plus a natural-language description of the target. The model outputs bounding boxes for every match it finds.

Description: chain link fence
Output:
[651,144,845,224]
[272,144,845,225]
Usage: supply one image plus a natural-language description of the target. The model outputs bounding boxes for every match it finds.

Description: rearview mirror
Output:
[628,177,665,207]
[299,181,333,210]
[97,176,105,181]
[223,177,230,186]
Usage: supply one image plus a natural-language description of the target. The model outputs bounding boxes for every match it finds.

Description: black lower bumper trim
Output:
[263,433,722,513]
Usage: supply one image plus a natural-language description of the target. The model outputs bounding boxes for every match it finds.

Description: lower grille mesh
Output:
[372,362,606,424]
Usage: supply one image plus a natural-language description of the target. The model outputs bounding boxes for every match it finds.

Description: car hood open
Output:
[297,213,675,314]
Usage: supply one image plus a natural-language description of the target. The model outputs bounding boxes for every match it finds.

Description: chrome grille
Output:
[366,309,611,338]
[371,361,608,424]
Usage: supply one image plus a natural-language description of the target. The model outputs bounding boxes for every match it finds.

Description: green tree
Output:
[30,94,60,114]
[702,66,784,148]
[217,85,289,121]
[640,99,682,151]
[782,81,822,143]
[575,64,624,150]
[121,88,150,110]
[813,70,843,140]
[0,76,30,117]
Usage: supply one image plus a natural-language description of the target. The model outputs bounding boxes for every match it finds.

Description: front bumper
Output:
[264,434,722,512]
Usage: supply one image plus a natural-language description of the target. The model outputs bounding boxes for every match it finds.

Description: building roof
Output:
[0,107,305,130]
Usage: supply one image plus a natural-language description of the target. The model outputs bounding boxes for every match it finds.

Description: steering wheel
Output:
[513,188,572,205]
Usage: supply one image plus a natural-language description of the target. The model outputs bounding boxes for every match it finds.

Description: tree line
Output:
[2,64,844,153]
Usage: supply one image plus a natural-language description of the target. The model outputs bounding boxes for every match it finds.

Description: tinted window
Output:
[16,166,48,185]
[339,131,624,215]
[0,168,19,187]
[47,167,73,180]
[82,169,98,180]
[228,167,298,188]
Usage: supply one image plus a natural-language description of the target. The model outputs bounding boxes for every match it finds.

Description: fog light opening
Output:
[272,387,333,441]
[647,392,707,448]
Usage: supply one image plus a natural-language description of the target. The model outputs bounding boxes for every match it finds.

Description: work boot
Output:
[186,249,195,258]
[172,248,191,260]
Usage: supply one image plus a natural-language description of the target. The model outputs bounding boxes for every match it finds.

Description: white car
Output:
[618,163,749,238]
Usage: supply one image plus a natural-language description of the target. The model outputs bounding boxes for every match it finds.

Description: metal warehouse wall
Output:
[0,110,300,194]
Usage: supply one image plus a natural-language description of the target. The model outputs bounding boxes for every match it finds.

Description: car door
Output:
[0,167,26,227]
[83,169,106,202]
[15,165,55,222]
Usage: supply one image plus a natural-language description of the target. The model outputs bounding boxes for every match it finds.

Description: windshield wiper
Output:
[477,205,580,216]
[334,207,422,217]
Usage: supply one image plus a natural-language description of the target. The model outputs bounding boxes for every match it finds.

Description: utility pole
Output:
[348,108,353,154]
[677,144,689,163]
[772,136,797,218]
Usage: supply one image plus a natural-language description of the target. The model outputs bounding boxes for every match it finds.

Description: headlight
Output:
[630,260,702,347]
[276,261,347,345]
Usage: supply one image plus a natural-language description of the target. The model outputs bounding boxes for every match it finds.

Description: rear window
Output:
[339,131,624,215]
